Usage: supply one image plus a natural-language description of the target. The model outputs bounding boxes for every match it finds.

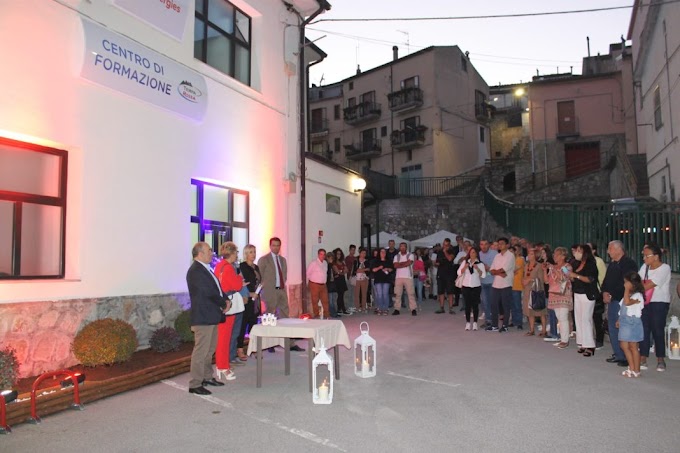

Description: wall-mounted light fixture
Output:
[352,178,367,192]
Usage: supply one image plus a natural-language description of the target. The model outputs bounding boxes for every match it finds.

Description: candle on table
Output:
[318,379,329,401]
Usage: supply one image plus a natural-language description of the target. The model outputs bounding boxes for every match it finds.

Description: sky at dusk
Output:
[306,0,635,88]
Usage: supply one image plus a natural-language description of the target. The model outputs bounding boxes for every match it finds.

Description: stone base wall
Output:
[0,293,189,378]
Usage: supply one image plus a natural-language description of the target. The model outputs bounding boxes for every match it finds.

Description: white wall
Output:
[0,0,304,302]
[304,159,362,265]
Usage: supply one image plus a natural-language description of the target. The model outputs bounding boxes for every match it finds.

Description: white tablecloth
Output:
[246,319,351,355]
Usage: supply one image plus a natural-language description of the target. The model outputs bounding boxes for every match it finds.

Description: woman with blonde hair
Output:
[238,244,261,361]
[543,247,573,349]
[522,246,547,337]
[213,241,245,381]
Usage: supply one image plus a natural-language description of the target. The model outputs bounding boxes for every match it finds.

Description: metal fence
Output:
[484,187,680,272]
[364,169,480,198]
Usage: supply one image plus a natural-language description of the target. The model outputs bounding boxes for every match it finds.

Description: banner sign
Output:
[80,19,208,121]
[111,0,191,41]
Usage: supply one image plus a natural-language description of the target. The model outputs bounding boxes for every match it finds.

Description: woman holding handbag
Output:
[214,241,246,381]
[522,246,547,337]
[352,248,371,313]
[639,243,672,372]
[567,244,599,357]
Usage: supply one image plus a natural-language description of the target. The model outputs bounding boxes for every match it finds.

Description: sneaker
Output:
[411,309,417,316]
[595,342,604,350]
[392,310,400,316]
[544,336,560,342]
[656,361,666,372]
[485,326,499,332]
[465,322,471,331]
[435,308,445,314]
[499,326,508,333]
[472,322,478,331]
[640,362,648,370]
[230,359,246,367]
[478,313,485,320]
[449,308,455,314]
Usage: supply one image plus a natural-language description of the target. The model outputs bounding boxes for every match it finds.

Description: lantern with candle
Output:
[312,339,333,404]
[354,322,376,378]
[666,316,680,360]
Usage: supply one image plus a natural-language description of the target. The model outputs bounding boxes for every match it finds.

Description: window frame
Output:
[190,179,249,255]
[194,0,252,86]
[0,137,68,280]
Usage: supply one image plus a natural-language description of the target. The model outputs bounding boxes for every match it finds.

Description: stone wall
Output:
[363,195,484,243]
[0,293,189,378]
[511,169,612,204]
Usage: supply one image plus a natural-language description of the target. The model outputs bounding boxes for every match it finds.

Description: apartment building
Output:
[308,46,490,178]
[629,0,680,202]
[488,83,530,159]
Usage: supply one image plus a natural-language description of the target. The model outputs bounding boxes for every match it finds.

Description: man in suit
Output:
[257,237,305,351]
[186,242,230,395]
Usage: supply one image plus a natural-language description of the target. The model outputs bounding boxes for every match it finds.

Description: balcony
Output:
[344,138,382,160]
[391,127,427,150]
[388,87,424,112]
[309,118,329,138]
[343,102,381,125]
[475,102,493,122]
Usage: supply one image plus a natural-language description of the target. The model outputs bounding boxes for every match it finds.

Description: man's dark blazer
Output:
[186,260,227,326]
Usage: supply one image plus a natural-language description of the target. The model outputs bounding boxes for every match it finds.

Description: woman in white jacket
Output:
[458,246,486,331]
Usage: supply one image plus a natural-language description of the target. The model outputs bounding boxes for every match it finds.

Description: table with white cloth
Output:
[246,319,351,391]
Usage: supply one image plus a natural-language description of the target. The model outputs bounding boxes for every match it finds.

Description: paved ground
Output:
[4,299,679,452]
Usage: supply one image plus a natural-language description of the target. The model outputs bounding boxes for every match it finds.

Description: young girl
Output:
[617,271,645,377]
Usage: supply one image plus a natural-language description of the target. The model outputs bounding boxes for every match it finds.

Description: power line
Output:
[307,27,583,65]
[311,1,678,24]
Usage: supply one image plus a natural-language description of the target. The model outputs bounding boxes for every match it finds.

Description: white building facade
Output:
[0,0,332,377]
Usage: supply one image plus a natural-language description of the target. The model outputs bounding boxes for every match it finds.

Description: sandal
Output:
[582,348,595,357]
[557,342,569,349]
[577,348,586,354]
[524,331,535,337]
[237,348,248,361]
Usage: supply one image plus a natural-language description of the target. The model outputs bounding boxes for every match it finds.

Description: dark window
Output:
[334,104,340,120]
[406,149,413,161]
[400,116,420,130]
[361,128,377,143]
[360,91,375,103]
[381,126,387,137]
[479,126,485,143]
[194,0,251,86]
[654,86,662,130]
[349,81,354,90]
[461,55,467,72]
[347,97,356,107]
[401,76,419,89]
[0,137,68,279]
[334,137,341,152]
[507,111,522,128]
[190,179,249,262]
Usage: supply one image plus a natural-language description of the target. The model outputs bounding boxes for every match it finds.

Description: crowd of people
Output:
[185,234,675,394]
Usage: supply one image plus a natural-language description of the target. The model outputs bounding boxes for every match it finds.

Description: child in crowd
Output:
[617,271,645,377]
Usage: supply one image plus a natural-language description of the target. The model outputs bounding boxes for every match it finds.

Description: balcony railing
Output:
[309,118,329,136]
[343,102,381,125]
[344,139,382,160]
[475,102,492,121]
[388,87,424,112]
[391,127,427,149]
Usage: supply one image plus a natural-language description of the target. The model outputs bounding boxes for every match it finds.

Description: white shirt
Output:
[197,260,223,296]
[490,250,515,289]
[620,292,644,318]
[306,258,328,285]
[393,252,414,279]
[457,260,486,288]
[638,263,672,303]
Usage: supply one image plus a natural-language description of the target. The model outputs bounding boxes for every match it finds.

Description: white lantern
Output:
[666,315,680,360]
[354,322,376,378]
[312,339,333,404]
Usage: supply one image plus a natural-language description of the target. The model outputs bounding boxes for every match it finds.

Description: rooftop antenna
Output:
[319,73,325,85]
[397,30,410,55]
[355,39,360,69]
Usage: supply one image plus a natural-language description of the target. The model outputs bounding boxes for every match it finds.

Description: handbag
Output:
[529,278,546,310]
[225,291,245,315]
[455,272,465,289]
[643,265,654,305]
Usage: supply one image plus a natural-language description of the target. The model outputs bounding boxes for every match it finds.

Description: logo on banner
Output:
[178,81,202,103]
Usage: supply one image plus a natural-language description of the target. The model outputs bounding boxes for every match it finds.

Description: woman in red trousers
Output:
[214,241,244,382]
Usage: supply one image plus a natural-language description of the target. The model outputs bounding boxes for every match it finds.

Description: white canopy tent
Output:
[410,230,474,249]
[366,231,410,248]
